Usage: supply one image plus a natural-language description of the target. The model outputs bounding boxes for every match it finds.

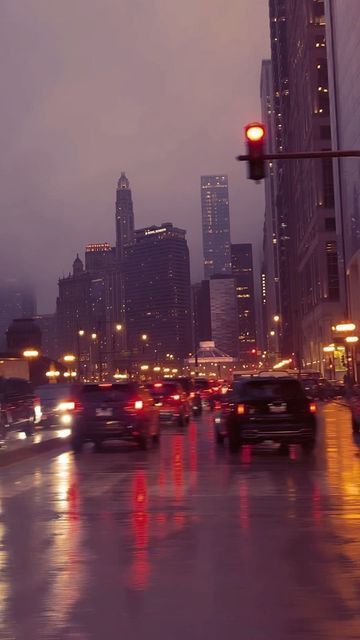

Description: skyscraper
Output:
[115,172,134,259]
[209,276,238,357]
[231,244,257,361]
[124,223,192,361]
[201,175,231,279]
[326,0,360,338]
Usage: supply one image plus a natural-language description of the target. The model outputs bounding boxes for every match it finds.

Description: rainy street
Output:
[1,402,360,640]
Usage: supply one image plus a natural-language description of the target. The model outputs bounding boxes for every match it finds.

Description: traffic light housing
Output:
[245,123,266,181]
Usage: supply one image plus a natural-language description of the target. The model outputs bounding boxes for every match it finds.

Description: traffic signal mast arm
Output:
[237,149,360,162]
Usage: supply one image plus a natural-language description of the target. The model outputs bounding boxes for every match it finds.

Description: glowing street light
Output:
[323,345,335,353]
[63,354,76,363]
[23,349,39,358]
[46,370,60,378]
[345,336,359,344]
[78,329,85,337]
[141,334,148,341]
[273,315,280,323]
[334,323,356,333]
[116,324,123,332]
[140,364,149,371]
[91,333,97,340]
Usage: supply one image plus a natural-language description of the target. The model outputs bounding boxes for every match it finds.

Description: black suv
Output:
[70,382,160,453]
[164,376,202,415]
[0,377,40,442]
[215,376,317,452]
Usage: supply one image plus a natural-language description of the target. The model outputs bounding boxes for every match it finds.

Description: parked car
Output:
[164,376,202,415]
[349,386,360,433]
[215,376,317,453]
[146,381,190,425]
[36,383,80,428]
[301,377,333,400]
[70,382,160,453]
[0,377,41,442]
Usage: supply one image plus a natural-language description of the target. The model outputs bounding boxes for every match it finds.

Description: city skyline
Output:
[0,0,270,313]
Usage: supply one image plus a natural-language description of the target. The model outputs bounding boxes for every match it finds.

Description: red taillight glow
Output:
[99,383,112,388]
[154,383,163,388]
[190,392,195,398]
[237,404,246,415]
[309,403,317,414]
[134,400,143,410]
[171,395,180,401]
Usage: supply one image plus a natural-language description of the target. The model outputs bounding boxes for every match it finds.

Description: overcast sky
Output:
[0,0,270,313]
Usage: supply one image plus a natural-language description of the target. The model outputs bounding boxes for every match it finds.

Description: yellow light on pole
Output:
[323,345,335,353]
[140,364,149,371]
[270,330,275,337]
[23,349,39,358]
[335,323,356,332]
[273,315,280,323]
[64,354,76,363]
[78,329,85,337]
[345,336,359,344]
[46,370,60,378]
[153,366,161,372]
[116,324,123,331]
[141,334,148,341]
[91,333,97,340]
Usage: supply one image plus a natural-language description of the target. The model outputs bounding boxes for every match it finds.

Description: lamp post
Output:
[332,322,357,386]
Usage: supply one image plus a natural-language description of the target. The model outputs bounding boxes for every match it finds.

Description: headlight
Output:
[56,401,75,412]
[34,405,42,422]
[60,414,72,425]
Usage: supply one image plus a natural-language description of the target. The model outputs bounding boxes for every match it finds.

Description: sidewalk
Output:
[0,427,70,468]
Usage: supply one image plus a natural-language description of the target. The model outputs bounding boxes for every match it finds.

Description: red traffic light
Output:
[245,123,266,143]
[245,122,266,181]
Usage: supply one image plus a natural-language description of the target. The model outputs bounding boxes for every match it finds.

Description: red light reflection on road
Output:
[241,445,252,464]
[129,471,150,590]
[172,435,184,500]
[188,423,198,485]
[239,482,249,532]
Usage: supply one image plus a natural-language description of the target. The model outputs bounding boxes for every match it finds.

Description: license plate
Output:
[96,408,113,417]
[269,403,287,414]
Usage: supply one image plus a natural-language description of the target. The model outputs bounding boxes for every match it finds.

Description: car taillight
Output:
[134,400,143,410]
[171,394,180,401]
[190,392,195,398]
[309,403,317,414]
[237,404,246,415]
[74,400,84,412]
[214,400,222,410]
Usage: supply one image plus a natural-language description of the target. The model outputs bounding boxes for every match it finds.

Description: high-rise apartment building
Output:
[209,276,238,358]
[231,244,257,361]
[201,175,231,279]
[260,60,281,355]
[285,0,344,369]
[124,223,192,361]
[326,0,360,335]
[115,172,135,260]
[192,281,212,348]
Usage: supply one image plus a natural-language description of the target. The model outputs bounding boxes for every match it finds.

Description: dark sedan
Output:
[70,382,160,453]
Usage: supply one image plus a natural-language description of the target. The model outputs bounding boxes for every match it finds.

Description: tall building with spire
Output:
[115,172,134,259]
[201,175,231,279]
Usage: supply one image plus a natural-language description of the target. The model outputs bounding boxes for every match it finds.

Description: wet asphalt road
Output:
[1,402,360,639]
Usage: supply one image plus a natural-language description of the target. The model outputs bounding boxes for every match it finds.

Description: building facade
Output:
[124,223,192,361]
[0,279,36,350]
[192,281,212,349]
[201,175,232,279]
[231,244,257,361]
[285,0,344,369]
[326,0,360,332]
[115,172,135,260]
[209,276,238,358]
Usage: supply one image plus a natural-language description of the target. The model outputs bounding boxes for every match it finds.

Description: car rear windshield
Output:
[194,379,210,390]
[80,383,136,402]
[168,378,193,394]
[236,379,306,401]
[36,385,77,400]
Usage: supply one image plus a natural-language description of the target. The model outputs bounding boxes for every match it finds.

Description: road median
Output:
[0,429,70,468]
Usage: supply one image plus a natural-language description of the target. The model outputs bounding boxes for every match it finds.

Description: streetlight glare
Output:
[345,336,359,344]
[273,315,280,323]
[23,349,39,358]
[91,333,97,340]
[335,323,356,332]
[116,324,123,331]
[141,334,148,341]
[78,329,85,336]
[64,354,76,362]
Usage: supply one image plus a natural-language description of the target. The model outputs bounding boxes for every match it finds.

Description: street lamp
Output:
[63,354,76,363]
[345,336,359,344]
[334,322,356,333]
[116,324,123,332]
[273,315,280,323]
[141,334,148,342]
[23,349,39,358]
[78,329,85,337]
[91,333,97,340]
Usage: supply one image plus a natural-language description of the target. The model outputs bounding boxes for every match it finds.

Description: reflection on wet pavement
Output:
[1,403,360,638]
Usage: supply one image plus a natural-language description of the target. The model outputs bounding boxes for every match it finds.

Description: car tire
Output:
[178,413,186,427]
[352,418,359,434]
[216,431,225,445]
[93,439,103,453]
[301,439,316,453]
[137,433,149,450]
[24,419,35,437]
[228,426,242,453]
[71,436,83,454]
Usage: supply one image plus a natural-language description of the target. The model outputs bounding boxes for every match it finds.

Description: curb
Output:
[0,434,69,469]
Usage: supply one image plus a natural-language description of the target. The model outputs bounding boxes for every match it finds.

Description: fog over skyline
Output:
[0,0,270,313]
